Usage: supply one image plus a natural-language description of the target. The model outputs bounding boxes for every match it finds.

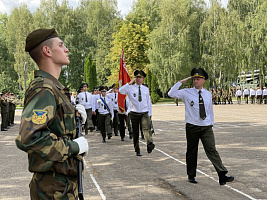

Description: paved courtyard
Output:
[0,103,266,200]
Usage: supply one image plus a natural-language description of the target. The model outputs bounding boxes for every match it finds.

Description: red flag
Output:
[118,49,131,113]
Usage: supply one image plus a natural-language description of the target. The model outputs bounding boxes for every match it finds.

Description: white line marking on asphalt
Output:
[138,140,258,200]
[84,159,106,200]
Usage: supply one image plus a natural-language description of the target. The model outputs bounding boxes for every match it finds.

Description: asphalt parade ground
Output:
[1,102,267,200]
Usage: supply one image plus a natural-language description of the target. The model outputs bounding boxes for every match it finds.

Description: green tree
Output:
[84,0,121,85]
[84,54,97,91]
[5,5,33,92]
[106,22,150,85]
[147,0,200,94]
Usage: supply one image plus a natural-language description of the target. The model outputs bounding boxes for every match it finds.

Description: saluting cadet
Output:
[256,87,262,104]
[235,88,242,104]
[168,67,234,185]
[263,87,267,104]
[250,87,256,104]
[96,86,114,143]
[78,82,94,134]
[15,28,88,199]
[119,69,155,156]
[243,88,250,104]
[0,92,8,131]
[107,83,119,136]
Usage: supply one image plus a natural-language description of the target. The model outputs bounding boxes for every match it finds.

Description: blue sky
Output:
[0,0,228,16]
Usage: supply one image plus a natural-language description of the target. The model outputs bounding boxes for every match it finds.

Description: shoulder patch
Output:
[32,110,47,125]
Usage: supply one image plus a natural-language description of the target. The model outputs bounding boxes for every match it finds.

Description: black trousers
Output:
[185,123,228,178]
[112,110,119,135]
[118,113,126,139]
[129,112,153,153]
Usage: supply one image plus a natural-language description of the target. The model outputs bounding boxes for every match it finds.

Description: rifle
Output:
[75,96,84,200]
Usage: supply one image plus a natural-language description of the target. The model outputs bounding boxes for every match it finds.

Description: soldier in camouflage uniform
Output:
[0,92,8,131]
[15,28,88,200]
[221,89,228,104]
[228,89,233,104]
[9,93,18,126]
[216,88,221,104]
[212,89,217,105]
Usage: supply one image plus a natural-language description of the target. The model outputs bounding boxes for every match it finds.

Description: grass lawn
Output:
[155,98,178,104]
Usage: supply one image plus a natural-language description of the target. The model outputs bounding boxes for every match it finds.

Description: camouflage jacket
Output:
[15,70,80,177]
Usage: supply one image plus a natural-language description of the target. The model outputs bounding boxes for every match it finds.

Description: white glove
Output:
[97,99,102,103]
[73,137,89,156]
[75,104,87,124]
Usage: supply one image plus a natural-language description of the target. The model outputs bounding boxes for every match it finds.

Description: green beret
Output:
[134,70,146,78]
[191,67,209,80]
[25,28,58,52]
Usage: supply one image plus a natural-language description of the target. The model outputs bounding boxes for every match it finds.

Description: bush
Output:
[150,92,160,104]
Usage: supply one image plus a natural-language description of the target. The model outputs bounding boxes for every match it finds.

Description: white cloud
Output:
[117,0,133,17]
[0,0,229,16]
[0,0,79,14]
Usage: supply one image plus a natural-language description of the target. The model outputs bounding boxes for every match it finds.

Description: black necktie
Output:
[104,97,107,110]
[138,86,142,102]
[199,90,206,120]
[85,92,88,102]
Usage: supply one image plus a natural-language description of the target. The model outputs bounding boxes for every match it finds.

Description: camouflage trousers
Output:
[30,173,78,200]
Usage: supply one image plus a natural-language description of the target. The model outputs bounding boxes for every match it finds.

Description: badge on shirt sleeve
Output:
[133,93,136,97]
[32,110,47,125]
[190,101,194,106]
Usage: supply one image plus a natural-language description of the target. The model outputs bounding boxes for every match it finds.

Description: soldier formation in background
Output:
[211,86,267,105]
[0,91,20,131]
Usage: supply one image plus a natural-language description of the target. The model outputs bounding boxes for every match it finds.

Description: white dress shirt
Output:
[70,95,76,105]
[243,89,249,96]
[235,90,242,97]
[106,92,119,111]
[97,95,114,118]
[168,82,214,126]
[119,83,152,116]
[263,89,267,96]
[92,94,100,111]
[250,89,255,96]
[256,89,262,96]
[78,92,93,109]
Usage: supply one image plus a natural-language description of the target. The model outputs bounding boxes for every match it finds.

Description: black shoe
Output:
[108,135,112,139]
[102,139,106,143]
[115,133,118,136]
[136,152,142,156]
[121,138,124,141]
[147,142,155,153]
[129,133,133,139]
[141,136,145,140]
[1,129,7,131]
[219,175,234,185]
[90,129,93,132]
[188,177,198,184]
